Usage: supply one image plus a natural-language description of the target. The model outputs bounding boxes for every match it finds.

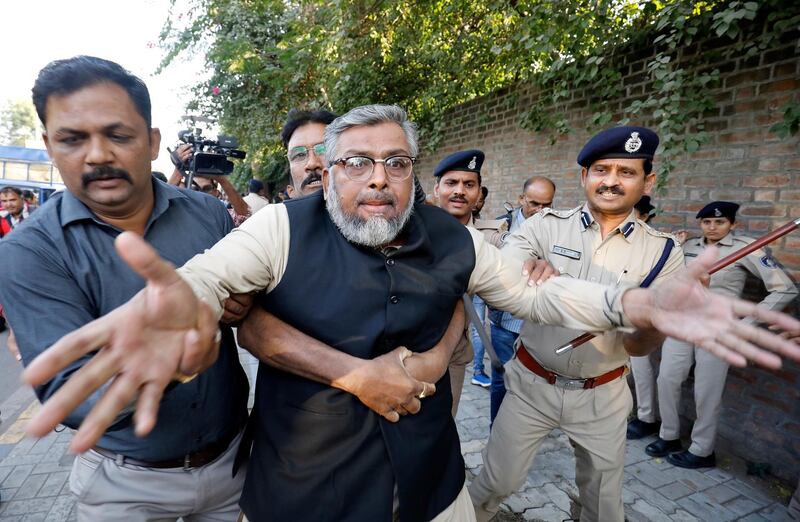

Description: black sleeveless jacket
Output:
[239,192,476,521]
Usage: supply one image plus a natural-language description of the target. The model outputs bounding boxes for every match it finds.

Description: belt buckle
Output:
[554,375,586,390]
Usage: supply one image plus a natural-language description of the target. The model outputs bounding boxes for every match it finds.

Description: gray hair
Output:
[323,104,419,166]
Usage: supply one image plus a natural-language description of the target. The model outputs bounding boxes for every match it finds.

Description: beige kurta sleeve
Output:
[739,249,798,311]
[465,228,633,331]
[177,203,291,318]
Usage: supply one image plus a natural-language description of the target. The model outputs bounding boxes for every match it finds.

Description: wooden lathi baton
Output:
[555,216,800,355]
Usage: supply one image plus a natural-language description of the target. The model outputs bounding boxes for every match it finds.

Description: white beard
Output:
[325,175,414,248]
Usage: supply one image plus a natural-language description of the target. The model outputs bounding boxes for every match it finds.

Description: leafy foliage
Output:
[159,0,799,188]
[770,100,800,139]
[0,99,38,147]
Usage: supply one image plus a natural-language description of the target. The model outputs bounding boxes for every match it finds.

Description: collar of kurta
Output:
[579,204,638,242]
[60,178,189,230]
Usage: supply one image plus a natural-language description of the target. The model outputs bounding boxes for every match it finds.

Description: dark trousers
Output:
[489,323,518,424]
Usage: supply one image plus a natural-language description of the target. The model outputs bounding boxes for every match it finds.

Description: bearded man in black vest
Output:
[22,105,800,522]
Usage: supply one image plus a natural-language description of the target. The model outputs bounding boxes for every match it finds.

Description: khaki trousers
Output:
[242,483,477,522]
[70,430,245,522]
[630,354,658,423]
[469,358,631,522]
[448,334,474,416]
[657,337,729,456]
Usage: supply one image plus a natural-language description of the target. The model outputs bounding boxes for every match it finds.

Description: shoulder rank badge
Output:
[552,245,581,260]
[760,255,778,268]
[625,132,642,153]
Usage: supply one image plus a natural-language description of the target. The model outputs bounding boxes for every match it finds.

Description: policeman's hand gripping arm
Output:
[22,232,220,453]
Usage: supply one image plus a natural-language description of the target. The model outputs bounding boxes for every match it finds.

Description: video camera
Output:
[176,128,246,176]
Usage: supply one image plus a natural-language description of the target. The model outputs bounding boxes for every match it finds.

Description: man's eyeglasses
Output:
[331,155,416,183]
[288,143,326,164]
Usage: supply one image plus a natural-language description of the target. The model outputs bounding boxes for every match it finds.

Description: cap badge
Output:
[714,208,722,217]
[468,156,477,169]
[625,132,642,153]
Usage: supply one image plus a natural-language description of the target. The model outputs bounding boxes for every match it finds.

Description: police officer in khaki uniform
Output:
[433,149,508,414]
[469,126,685,522]
[627,194,665,439]
[647,201,798,468]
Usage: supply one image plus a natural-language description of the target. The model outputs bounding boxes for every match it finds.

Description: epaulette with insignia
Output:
[540,206,581,219]
[732,235,755,245]
[473,218,509,232]
[640,222,679,242]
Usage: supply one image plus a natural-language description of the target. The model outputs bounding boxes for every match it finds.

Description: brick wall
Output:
[416,26,800,482]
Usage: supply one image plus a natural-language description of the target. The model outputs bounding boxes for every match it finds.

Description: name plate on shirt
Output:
[551,245,581,260]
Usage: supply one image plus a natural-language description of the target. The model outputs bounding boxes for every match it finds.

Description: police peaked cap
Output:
[249,179,264,192]
[433,149,485,177]
[696,201,739,221]
[634,195,656,216]
[577,126,659,168]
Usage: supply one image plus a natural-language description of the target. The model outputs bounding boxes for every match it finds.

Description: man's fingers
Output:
[683,246,719,281]
[179,302,219,375]
[228,293,254,307]
[71,374,139,453]
[521,258,536,277]
[734,300,800,335]
[401,397,422,415]
[696,338,747,368]
[223,301,245,316]
[383,410,400,423]
[7,328,21,362]
[25,352,118,437]
[115,232,180,287]
[419,381,436,398]
[134,381,166,437]
[732,321,800,363]
[23,319,113,386]
[716,331,781,369]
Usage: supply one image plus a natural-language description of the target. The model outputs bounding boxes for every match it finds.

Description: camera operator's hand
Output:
[171,144,192,169]
[168,144,194,186]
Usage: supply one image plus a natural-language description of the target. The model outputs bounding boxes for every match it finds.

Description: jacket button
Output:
[390,295,400,304]
[386,259,395,266]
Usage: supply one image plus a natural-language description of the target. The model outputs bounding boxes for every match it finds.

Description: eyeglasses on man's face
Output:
[331,155,416,183]
[288,143,326,164]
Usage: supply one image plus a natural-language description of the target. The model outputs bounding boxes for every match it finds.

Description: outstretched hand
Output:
[623,246,800,369]
[22,232,220,452]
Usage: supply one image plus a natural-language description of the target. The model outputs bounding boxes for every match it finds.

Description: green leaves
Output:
[156,0,798,190]
[770,101,800,139]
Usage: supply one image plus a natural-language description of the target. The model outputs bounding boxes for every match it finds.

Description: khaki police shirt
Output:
[177,203,637,338]
[682,233,797,309]
[504,204,685,378]
[469,216,508,249]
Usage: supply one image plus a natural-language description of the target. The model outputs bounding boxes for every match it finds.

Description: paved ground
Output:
[0,355,793,521]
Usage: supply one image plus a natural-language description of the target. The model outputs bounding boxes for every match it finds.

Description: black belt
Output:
[93,428,239,470]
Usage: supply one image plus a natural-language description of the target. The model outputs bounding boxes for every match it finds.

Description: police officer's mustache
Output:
[449,196,468,203]
[81,166,134,189]
[596,185,625,195]
[300,171,322,189]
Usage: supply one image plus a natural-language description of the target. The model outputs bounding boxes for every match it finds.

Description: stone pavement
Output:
[0,359,794,521]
